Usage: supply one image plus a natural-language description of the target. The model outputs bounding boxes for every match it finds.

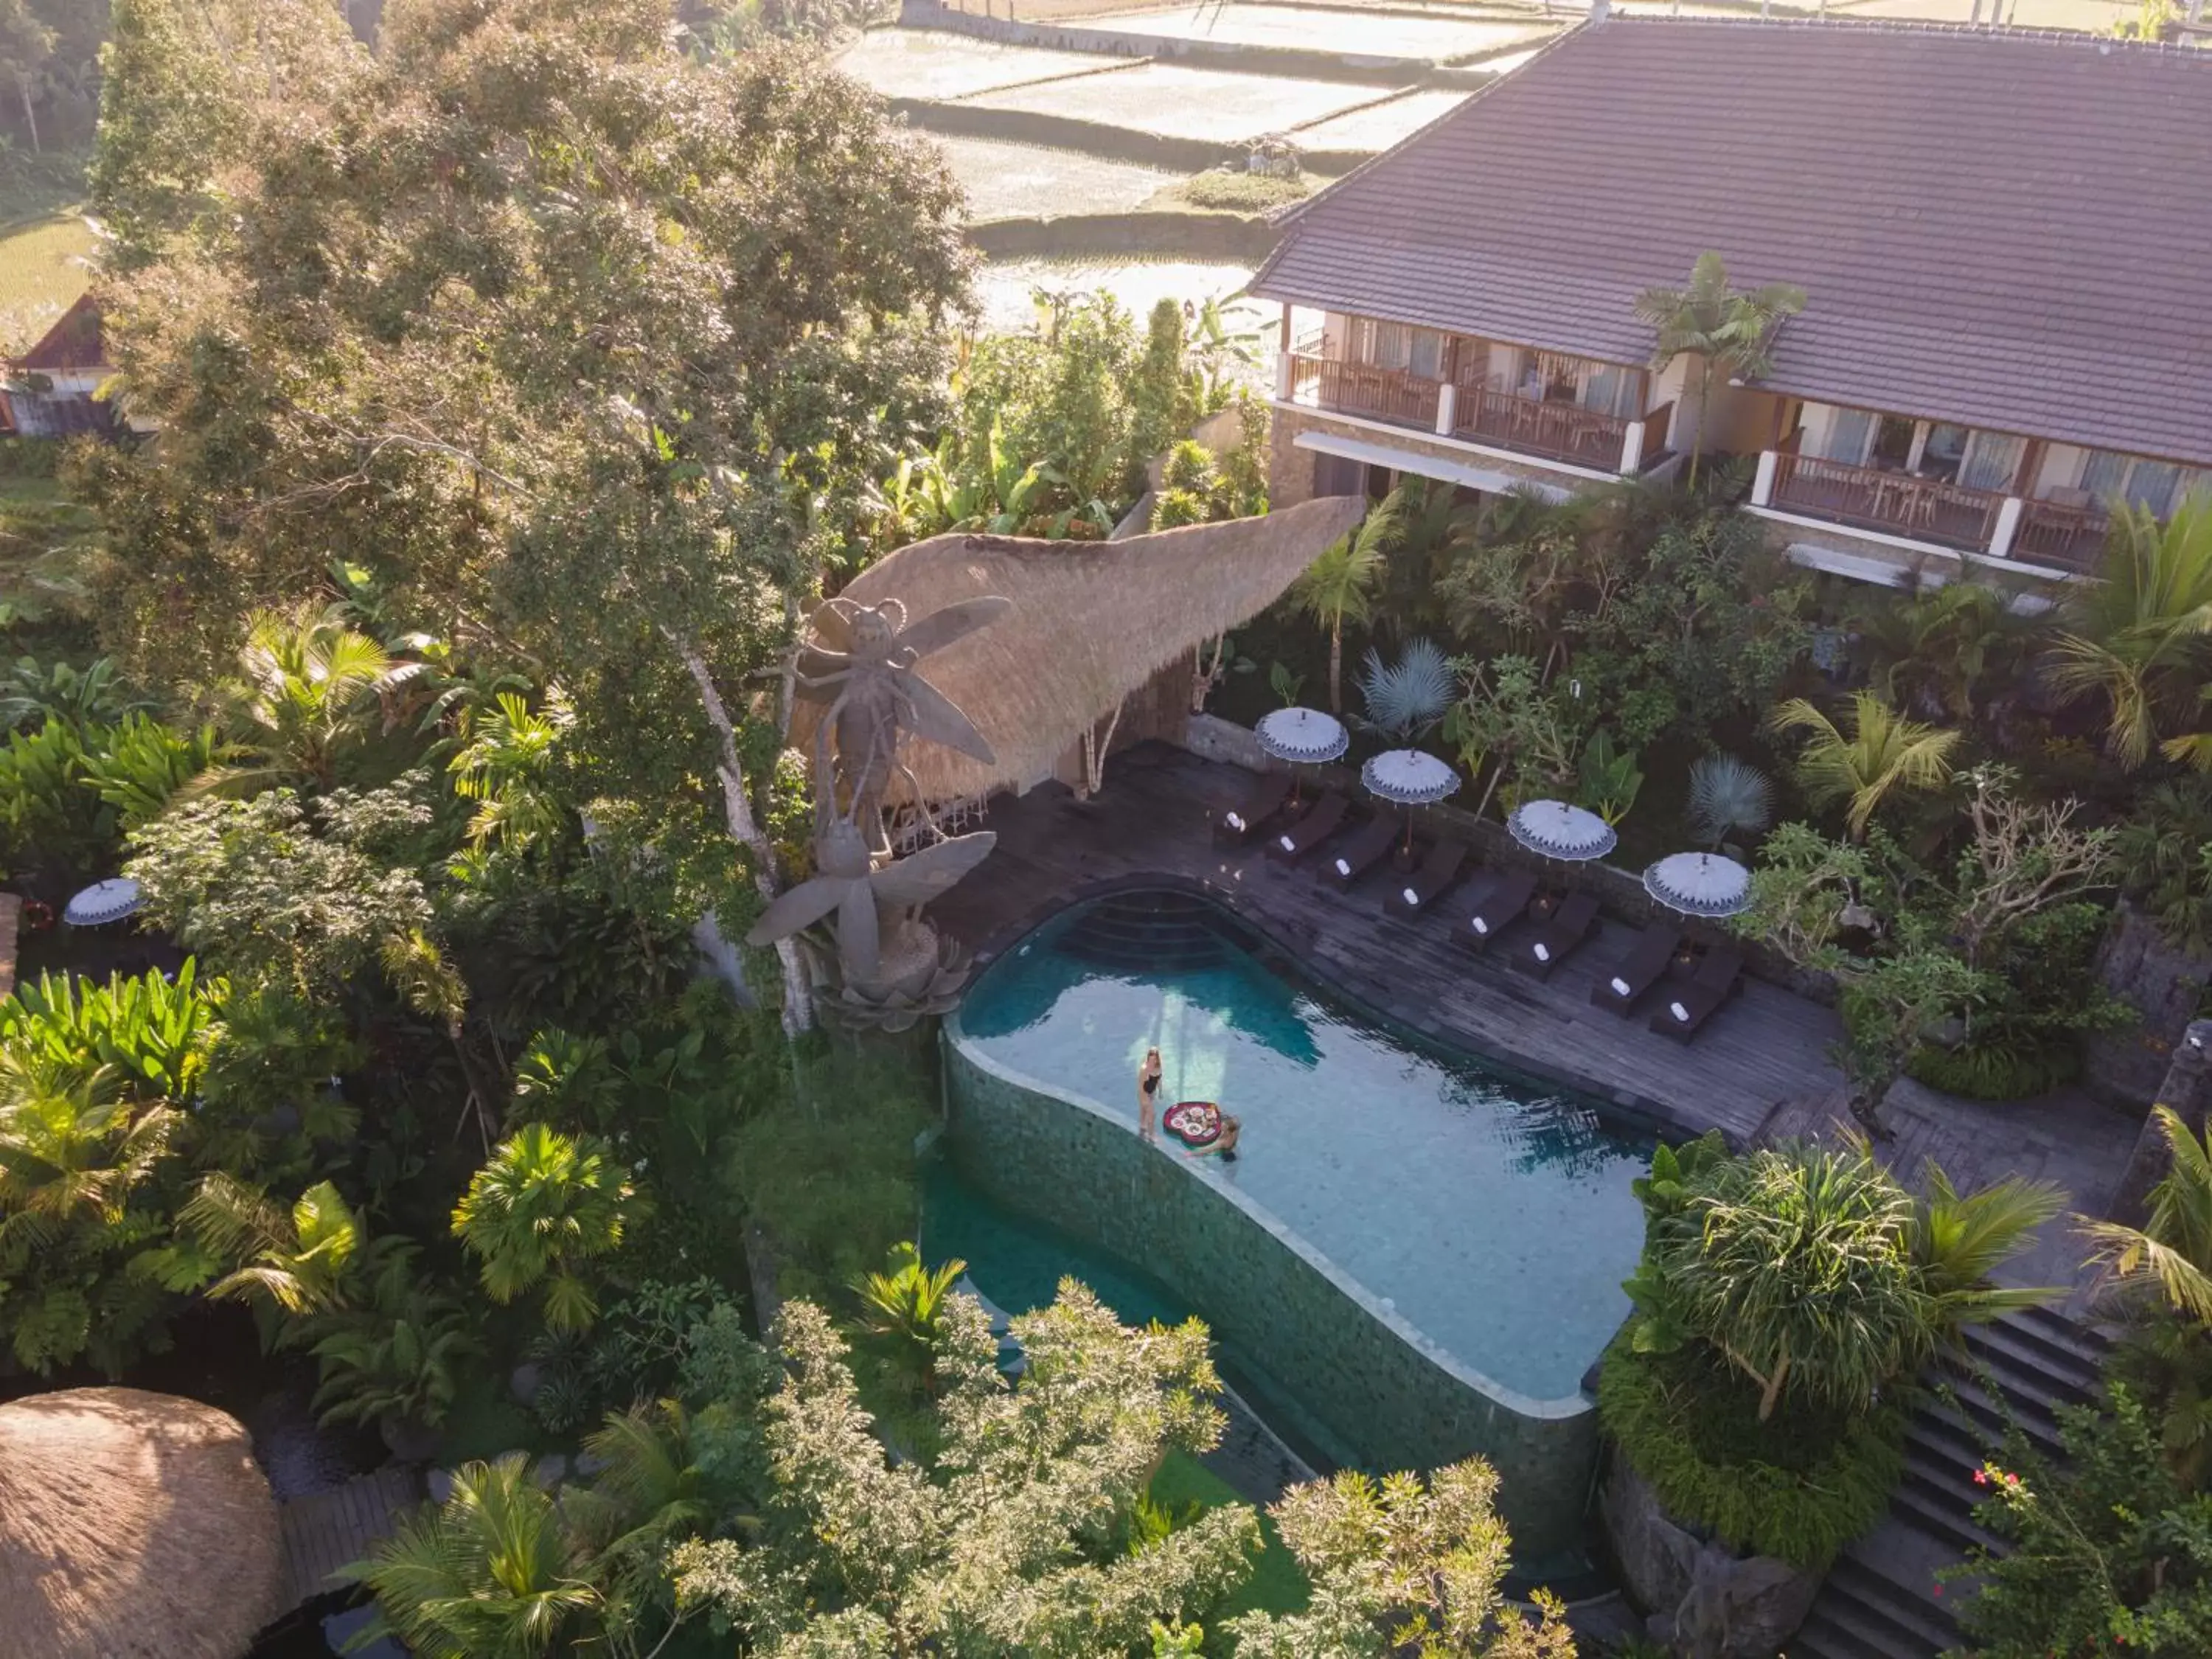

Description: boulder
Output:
[1601,1459,1822,1659]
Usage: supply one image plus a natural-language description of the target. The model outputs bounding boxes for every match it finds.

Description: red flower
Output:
[1972,1468,1988,1486]
[1932,1584,1944,1598]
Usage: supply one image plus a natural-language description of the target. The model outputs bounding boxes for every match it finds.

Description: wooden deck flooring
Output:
[276,1465,422,1613]
[933,742,1848,1149]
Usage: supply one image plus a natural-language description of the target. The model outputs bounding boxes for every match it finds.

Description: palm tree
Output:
[1769,689,1961,839]
[2078,1107,2212,1486]
[0,1057,178,1235]
[451,1124,635,1335]
[2049,499,2212,771]
[1906,1164,2064,1346]
[349,1454,599,1658]
[1290,494,1400,712]
[1634,251,1806,490]
[852,1239,967,1397]
[448,690,574,851]
[2079,1106,2212,1324]
[184,1174,365,1317]
[197,600,425,795]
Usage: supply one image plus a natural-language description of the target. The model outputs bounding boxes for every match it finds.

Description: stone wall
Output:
[942,1027,1603,1559]
[2089,900,2212,1111]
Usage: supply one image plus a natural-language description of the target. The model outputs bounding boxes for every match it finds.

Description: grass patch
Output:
[0,207,97,358]
[1149,169,1312,215]
[0,450,100,625]
[1151,1447,1310,1625]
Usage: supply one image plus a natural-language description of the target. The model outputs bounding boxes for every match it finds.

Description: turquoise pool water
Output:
[956,892,1649,1402]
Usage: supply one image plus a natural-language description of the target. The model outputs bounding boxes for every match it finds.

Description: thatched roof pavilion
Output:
[0,1386,282,1659]
[793,495,1365,806]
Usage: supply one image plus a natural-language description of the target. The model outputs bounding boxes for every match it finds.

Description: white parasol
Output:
[1361,748,1459,859]
[63,877,144,927]
[1507,799,1617,863]
[1255,706,1349,765]
[1643,852,1752,919]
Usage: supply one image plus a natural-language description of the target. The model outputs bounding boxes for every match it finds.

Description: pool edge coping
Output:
[942,1005,1598,1425]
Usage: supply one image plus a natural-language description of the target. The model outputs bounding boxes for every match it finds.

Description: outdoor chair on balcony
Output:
[1649,946,1747,1043]
[1589,920,1684,1016]
[1267,791,1349,863]
[1382,837,1468,917]
[1454,868,1537,951]
[1322,815,1397,890]
[1512,891,1601,980]
[1215,771,1294,848]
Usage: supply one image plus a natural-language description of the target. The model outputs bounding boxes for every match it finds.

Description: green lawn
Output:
[1150,1447,1312,1630]
[0,209,97,357]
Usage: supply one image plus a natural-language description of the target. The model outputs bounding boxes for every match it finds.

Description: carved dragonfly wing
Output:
[743,874,853,946]
[869,831,997,908]
[897,670,996,765]
[837,881,882,982]
[891,596,1012,662]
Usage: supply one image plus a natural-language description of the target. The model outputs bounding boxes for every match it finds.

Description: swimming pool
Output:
[941,886,1651,1556]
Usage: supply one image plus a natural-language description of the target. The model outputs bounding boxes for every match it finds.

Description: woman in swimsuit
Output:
[1138,1047,1162,1140]
[1189,1115,1239,1163]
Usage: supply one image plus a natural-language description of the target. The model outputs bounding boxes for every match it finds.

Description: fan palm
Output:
[196,600,425,795]
[451,1123,634,1335]
[1769,690,1961,839]
[1634,251,1806,490]
[2048,499,2212,771]
[1290,495,1400,712]
[1685,754,1773,849]
[1355,637,1454,742]
[348,1453,599,1659]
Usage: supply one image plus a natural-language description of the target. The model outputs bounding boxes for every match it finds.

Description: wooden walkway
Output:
[277,1465,422,1612]
[933,741,1848,1149]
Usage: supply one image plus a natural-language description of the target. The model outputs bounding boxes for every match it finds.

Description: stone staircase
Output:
[1790,1305,2111,1659]
[1054,888,1245,975]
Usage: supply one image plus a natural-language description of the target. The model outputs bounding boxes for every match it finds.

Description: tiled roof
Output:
[1253,21,2212,467]
[12,293,105,373]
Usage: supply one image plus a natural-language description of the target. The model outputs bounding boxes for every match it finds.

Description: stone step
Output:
[1891,1467,2004,1558]
[1959,1321,2103,1405]
[1828,1553,1960,1648]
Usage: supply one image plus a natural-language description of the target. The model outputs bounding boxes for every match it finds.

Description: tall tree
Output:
[82,0,973,1029]
[2049,498,2212,771]
[0,0,55,152]
[1290,495,1399,712]
[1633,251,1805,490]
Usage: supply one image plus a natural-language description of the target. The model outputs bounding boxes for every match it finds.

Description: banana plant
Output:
[1576,728,1645,827]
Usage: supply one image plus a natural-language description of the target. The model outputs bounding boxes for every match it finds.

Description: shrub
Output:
[1597,1334,1904,1568]
[1167,169,1310,213]
[1907,1037,2076,1101]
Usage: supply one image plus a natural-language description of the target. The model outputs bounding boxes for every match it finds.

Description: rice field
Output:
[0,211,97,357]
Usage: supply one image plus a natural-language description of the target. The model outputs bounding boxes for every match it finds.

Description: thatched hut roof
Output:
[0,1386,282,1659]
[793,495,1365,805]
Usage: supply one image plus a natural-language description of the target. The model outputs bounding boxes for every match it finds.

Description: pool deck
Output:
[934,741,1845,1150]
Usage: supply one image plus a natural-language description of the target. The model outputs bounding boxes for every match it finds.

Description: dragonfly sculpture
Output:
[745,818,994,990]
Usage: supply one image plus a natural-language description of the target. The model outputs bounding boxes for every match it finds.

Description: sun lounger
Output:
[1513,891,1601,979]
[1649,945,1747,1042]
[1590,920,1685,1016]
[1323,815,1397,889]
[1383,838,1469,917]
[1216,771,1293,846]
[1454,868,1537,950]
[1267,790,1349,862]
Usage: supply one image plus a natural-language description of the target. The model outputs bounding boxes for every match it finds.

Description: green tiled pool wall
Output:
[942,1028,1601,1559]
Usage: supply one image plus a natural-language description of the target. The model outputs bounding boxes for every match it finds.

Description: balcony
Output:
[1766,451,2006,553]
[1280,347,1672,480]
[2011,496,2109,571]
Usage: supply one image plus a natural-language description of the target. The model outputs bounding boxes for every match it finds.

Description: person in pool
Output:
[1137,1047,1162,1140]
[1188,1114,1239,1163]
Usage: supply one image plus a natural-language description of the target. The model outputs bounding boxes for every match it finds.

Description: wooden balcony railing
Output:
[1285,353,1440,430]
[1769,453,2004,552]
[2012,496,2110,573]
[1639,400,1674,466]
[1453,383,1628,469]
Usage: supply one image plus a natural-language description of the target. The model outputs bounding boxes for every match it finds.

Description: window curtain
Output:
[1823,408,1874,465]
[1959,432,2025,493]
[1581,364,1637,418]
[2126,461,2183,516]
[2079,449,2129,505]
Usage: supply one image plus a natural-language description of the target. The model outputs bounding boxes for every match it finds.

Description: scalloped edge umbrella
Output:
[63,878,143,928]
[1642,851,1752,919]
[1506,799,1617,863]
[1256,706,1348,804]
[1361,749,1459,857]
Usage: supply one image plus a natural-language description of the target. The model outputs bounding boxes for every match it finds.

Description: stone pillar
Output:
[1269,411,1316,510]
[2108,1018,2212,1225]
[1620,419,1646,477]
[1433,381,1456,437]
